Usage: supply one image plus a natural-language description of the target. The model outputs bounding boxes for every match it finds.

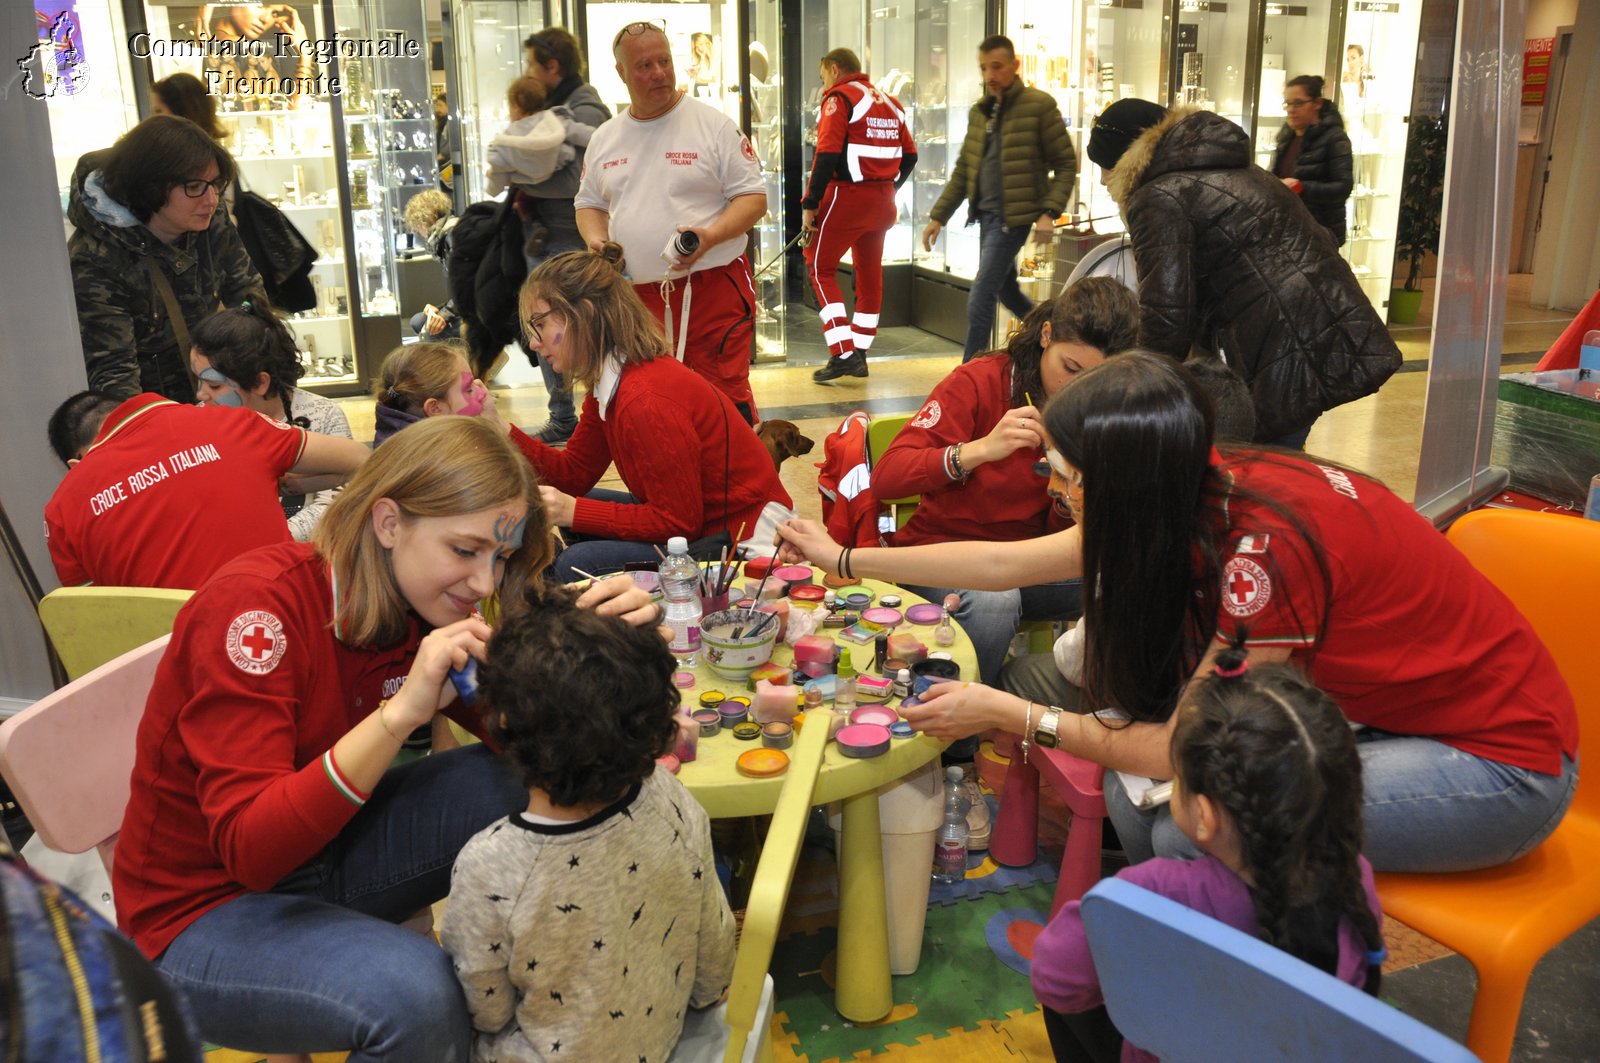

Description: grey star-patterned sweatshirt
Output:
[440,769,737,1063]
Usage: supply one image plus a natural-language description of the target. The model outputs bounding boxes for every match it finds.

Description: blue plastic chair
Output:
[1080,878,1479,1063]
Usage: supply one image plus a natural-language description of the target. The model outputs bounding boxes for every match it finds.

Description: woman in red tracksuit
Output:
[513,245,792,581]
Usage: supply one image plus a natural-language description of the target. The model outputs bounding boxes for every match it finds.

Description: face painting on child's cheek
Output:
[457,371,488,416]
[493,511,528,551]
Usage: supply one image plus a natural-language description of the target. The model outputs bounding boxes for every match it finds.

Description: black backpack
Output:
[233,190,319,313]
[447,198,528,377]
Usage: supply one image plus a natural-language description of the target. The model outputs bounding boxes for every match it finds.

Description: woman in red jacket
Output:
[876,277,1137,679]
[513,246,792,581]
[113,416,657,1060]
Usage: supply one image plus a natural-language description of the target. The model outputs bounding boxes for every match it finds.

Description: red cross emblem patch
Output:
[226,610,287,675]
[910,399,942,429]
[740,135,756,162]
[1221,556,1271,619]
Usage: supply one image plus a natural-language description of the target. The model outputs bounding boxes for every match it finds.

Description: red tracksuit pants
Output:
[805,180,896,359]
[635,256,758,424]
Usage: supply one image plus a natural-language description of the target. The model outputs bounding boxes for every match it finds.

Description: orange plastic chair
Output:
[1373,509,1600,1063]
[991,744,1108,916]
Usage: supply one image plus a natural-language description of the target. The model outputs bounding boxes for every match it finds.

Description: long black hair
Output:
[1044,352,1335,723]
[189,300,304,412]
[1174,641,1384,993]
[1045,352,1219,721]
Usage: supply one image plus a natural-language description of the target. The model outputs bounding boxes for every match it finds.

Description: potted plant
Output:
[1390,114,1448,325]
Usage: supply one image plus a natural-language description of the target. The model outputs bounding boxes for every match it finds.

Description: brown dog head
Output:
[755,419,816,470]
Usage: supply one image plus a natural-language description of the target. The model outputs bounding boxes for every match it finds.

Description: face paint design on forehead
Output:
[493,511,528,551]
[1045,448,1074,479]
[457,371,487,417]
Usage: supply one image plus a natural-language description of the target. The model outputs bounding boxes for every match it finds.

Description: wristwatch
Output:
[1033,706,1062,749]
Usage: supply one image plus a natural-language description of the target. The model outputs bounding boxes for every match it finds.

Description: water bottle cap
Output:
[667,536,690,555]
[946,765,965,783]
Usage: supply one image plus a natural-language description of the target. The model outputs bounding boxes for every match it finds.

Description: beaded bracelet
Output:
[942,444,960,482]
[951,443,968,479]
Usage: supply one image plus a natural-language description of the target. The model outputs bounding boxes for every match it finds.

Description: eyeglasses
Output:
[524,309,554,344]
[1283,98,1315,110]
[612,19,666,51]
[179,176,230,198]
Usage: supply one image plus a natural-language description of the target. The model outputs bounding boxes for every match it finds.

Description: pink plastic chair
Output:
[991,743,1108,916]
[0,634,168,874]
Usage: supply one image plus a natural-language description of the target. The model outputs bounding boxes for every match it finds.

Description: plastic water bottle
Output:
[1581,329,1600,373]
[659,536,702,666]
[932,765,971,884]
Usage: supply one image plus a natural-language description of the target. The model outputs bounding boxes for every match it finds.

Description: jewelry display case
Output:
[1336,0,1424,313]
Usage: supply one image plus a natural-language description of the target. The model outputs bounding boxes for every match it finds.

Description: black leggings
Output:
[1042,1004,1124,1063]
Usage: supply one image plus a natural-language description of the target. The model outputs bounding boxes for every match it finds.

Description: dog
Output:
[755,419,816,471]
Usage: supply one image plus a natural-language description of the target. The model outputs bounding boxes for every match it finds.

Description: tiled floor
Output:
[242,274,1591,1063]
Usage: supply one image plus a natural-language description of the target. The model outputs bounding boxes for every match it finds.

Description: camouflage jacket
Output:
[67,151,265,404]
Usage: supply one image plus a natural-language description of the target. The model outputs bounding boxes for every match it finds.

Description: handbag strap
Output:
[144,259,199,392]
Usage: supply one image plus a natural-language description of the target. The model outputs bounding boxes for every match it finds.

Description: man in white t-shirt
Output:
[576,21,767,423]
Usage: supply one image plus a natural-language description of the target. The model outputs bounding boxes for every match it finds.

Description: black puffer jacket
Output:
[1271,102,1353,245]
[1108,107,1400,441]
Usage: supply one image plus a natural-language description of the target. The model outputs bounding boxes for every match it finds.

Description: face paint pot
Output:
[692,709,722,736]
[737,747,789,777]
[848,705,898,729]
[835,723,892,758]
[761,721,794,749]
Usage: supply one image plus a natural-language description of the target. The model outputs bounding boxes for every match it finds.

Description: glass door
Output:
[582,0,744,124]
[1251,0,1335,156]
[1175,0,1253,132]
[910,0,986,280]
[445,1,548,206]
[1338,0,1425,312]
[748,0,787,362]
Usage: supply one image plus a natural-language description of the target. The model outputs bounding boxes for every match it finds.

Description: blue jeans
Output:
[551,489,664,582]
[963,212,1036,362]
[153,745,525,1060]
[1105,734,1578,874]
[524,201,582,428]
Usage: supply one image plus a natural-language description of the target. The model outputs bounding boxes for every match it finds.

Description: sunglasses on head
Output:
[612,19,667,50]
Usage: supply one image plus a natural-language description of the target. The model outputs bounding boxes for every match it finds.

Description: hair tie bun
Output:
[386,384,399,400]
[1365,946,1388,966]
[240,298,252,311]
[1213,658,1249,679]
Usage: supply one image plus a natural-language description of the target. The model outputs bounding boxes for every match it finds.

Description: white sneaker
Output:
[960,769,991,851]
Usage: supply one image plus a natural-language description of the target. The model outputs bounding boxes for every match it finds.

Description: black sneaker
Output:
[534,418,577,445]
[812,352,868,382]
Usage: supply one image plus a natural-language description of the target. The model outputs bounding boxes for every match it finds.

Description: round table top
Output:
[675,575,978,819]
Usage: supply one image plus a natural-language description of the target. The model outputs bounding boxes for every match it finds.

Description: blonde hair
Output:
[374,341,469,415]
[519,246,669,389]
[508,74,547,117]
[313,417,549,648]
[403,190,453,238]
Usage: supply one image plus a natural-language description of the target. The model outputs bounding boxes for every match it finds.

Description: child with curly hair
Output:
[1029,640,1386,1063]
[440,586,736,1063]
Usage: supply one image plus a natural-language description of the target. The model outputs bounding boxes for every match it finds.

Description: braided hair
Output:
[1172,639,1385,994]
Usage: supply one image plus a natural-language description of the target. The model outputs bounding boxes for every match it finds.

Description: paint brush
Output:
[568,566,602,587]
[733,543,784,636]
[652,543,668,563]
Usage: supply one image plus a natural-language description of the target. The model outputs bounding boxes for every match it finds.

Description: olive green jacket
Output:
[930,79,1078,230]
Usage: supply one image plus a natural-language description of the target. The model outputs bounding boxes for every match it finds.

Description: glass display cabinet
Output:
[1175,0,1255,134]
[747,0,788,362]
[443,1,548,207]
[909,0,986,280]
[1250,0,1334,155]
[1338,0,1424,313]
[136,1,429,394]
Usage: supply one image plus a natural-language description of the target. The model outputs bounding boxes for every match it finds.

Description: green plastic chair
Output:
[865,414,917,531]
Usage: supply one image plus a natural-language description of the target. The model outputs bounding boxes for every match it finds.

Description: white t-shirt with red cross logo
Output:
[1211,455,1577,775]
[576,94,765,284]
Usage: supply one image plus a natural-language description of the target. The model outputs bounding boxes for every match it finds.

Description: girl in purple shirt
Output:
[1030,641,1386,1062]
